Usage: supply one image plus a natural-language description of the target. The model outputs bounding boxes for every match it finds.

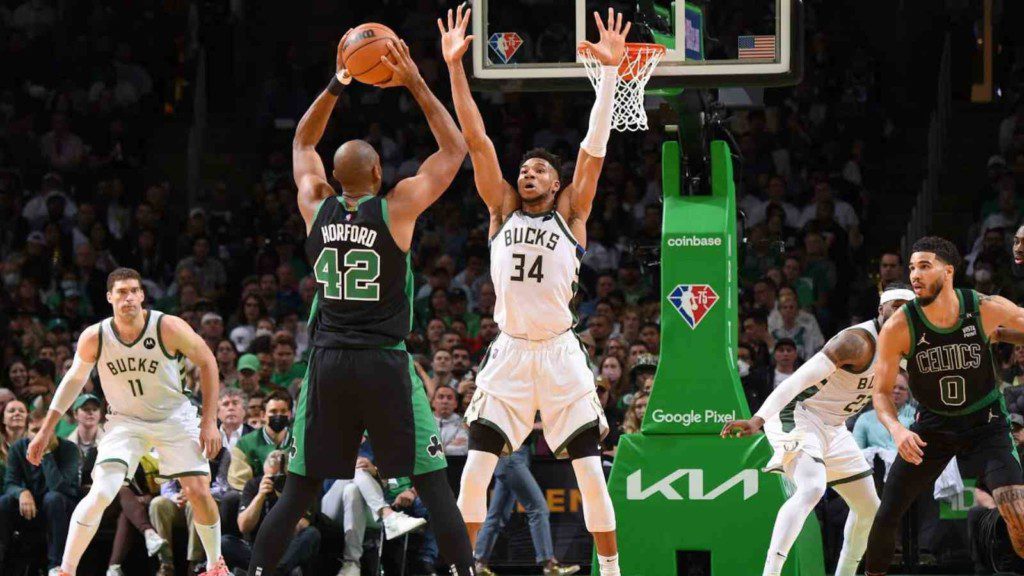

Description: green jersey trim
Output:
[311,196,329,224]
[110,309,153,348]
[912,290,965,334]
[155,313,177,360]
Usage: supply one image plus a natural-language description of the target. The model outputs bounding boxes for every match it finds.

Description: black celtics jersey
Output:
[902,288,1000,416]
[305,195,412,348]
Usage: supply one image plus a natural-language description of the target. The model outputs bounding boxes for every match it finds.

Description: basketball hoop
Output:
[578,42,666,132]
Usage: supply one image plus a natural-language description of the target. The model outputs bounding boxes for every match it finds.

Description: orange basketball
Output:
[341,23,400,85]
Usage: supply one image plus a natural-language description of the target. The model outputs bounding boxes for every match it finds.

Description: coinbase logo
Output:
[667,235,723,247]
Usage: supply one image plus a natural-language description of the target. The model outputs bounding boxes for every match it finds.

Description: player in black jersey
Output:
[247,33,476,576]
[864,236,1024,575]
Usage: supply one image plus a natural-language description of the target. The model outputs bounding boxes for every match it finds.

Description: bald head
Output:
[333,140,381,193]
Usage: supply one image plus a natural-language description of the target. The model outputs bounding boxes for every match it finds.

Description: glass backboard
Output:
[471,0,802,91]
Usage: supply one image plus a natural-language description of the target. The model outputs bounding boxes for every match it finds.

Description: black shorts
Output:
[911,399,1023,490]
[287,346,446,480]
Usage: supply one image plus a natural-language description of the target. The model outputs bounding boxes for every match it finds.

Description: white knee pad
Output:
[74,461,126,526]
[572,456,616,533]
[457,450,498,523]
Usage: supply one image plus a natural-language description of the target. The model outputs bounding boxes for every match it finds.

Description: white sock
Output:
[763,454,827,576]
[193,520,222,568]
[61,517,101,575]
[598,553,620,576]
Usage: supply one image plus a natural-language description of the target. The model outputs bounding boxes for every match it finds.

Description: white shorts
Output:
[95,401,209,479]
[763,403,871,486]
[467,330,608,458]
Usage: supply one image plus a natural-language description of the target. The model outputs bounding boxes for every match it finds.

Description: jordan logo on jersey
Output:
[667,284,719,329]
[105,357,160,376]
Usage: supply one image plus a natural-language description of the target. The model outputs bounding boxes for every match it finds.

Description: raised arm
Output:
[871,309,927,464]
[161,314,222,459]
[27,325,99,465]
[721,327,873,438]
[439,5,515,222]
[295,36,352,232]
[556,9,629,239]
[384,40,468,249]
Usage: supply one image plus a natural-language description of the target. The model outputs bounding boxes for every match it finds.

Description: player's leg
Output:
[375,352,476,575]
[563,427,618,576]
[975,424,1024,557]
[61,461,129,575]
[863,451,950,575]
[461,334,535,548]
[248,347,353,575]
[831,475,881,576]
[762,453,828,576]
[179,475,223,572]
[62,420,146,575]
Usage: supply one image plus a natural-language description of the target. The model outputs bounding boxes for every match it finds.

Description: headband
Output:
[880,289,915,305]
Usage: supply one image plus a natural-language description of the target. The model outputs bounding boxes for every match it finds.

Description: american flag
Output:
[738,35,776,59]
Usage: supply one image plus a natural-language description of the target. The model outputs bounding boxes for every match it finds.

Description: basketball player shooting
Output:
[721,283,914,576]
[441,6,625,575]
[245,30,476,576]
[27,268,228,576]
[863,236,1024,575]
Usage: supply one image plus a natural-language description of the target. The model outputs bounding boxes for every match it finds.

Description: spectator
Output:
[432,386,468,456]
[638,322,661,356]
[224,450,320,573]
[6,362,29,399]
[850,252,903,322]
[798,179,859,231]
[0,407,79,572]
[320,437,428,576]
[598,355,627,402]
[106,453,167,576]
[742,309,774,368]
[430,349,458,390]
[621,391,649,435]
[473,436,580,576]
[216,339,241,388]
[176,236,227,299]
[64,394,104,492]
[24,358,57,412]
[236,354,263,397]
[200,313,226,351]
[245,392,266,429]
[584,313,614,355]
[228,391,295,490]
[770,294,824,360]
[743,338,801,412]
[269,335,305,392]
[1,399,30,489]
[853,371,916,450]
[230,295,266,353]
[217,388,252,453]
[149,478,204,574]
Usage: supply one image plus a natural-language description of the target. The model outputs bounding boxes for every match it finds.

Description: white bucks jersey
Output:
[491,210,584,340]
[96,310,191,422]
[797,319,881,426]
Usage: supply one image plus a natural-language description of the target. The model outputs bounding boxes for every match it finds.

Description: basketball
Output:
[341,23,400,85]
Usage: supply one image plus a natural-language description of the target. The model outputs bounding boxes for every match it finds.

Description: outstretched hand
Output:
[438,4,474,65]
[376,39,423,89]
[334,32,353,85]
[579,7,631,66]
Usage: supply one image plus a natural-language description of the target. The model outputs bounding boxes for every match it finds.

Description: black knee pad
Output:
[566,426,601,460]
[468,422,505,456]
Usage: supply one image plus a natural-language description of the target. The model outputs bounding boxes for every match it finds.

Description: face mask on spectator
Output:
[267,414,290,433]
[737,359,750,378]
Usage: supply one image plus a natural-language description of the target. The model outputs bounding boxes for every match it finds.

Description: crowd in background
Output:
[1,0,1024,574]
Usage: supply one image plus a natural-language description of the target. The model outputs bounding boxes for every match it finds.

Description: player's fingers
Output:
[914,433,927,446]
[461,8,472,32]
[456,3,464,26]
[578,41,597,54]
[593,11,606,34]
[437,18,446,35]
[447,8,454,30]
[616,11,623,33]
[607,7,615,31]
[464,35,475,46]
[622,21,632,39]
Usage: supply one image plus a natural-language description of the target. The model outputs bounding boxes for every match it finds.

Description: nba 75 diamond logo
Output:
[668,284,719,329]
[488,32,523,64]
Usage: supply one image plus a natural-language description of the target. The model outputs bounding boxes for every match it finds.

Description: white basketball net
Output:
[579,43,666,132]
